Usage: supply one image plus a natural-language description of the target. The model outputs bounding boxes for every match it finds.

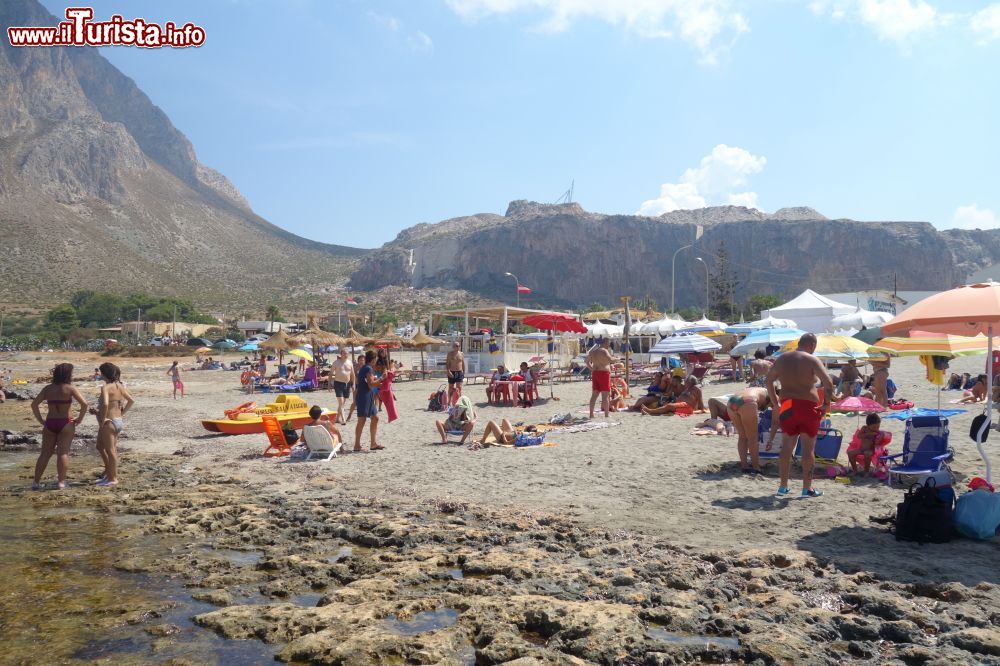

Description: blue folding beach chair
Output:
[882,415,953,487]
[757,409,842,463]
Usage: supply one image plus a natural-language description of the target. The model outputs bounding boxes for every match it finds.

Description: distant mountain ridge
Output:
[348,200,1000,308]
[0,0,365,309]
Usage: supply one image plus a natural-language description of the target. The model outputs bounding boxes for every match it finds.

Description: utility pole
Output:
[172,304,177,341]
[0,307,5,338]
[505,272,520,309]
[136,308,141,343]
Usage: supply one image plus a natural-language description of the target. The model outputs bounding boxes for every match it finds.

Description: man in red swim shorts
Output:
[766,333,835,500]
[586,338,615,419]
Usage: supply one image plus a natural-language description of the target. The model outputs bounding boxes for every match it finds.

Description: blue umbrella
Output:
[649,332,722,355]
[730,328,806,355]
[238,341,259,351]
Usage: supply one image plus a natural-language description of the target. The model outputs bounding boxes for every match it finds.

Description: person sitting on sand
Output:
[726,387,771,475]
[628,371,668,411]
[435,395,476,445]
[305,405,341,447]
[836,359,862,399]
[943,373,962,391]
[848,412,881,476]
[962,372,975,390]
[641,376,704,415]
[959,374,988,404]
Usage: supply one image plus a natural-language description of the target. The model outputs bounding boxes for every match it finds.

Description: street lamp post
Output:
[695,257,709,316]
[504,272,520,308]
[670,243,694,315]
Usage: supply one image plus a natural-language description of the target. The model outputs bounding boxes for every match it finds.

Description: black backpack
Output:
[893,480,954,544]
[427,386,447,412]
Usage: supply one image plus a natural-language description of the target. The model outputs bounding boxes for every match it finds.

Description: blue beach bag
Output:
[954,489,1000,540]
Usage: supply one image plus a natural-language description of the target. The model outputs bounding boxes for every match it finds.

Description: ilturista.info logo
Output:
[7,7,205,48]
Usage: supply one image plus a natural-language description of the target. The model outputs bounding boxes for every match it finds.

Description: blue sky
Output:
[39,0,1000,247]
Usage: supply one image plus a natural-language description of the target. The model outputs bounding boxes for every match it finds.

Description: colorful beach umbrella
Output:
[882,281,1000,482]
[730,327,806,355]
[779,334,886,360]
[831,396,886,413]
[870,332,998,357]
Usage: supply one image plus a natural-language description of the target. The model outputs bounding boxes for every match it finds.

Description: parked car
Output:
[185,337,213,347]
[213,339,238,350]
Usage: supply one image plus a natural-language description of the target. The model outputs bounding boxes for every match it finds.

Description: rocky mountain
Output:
[0,0,365,309]
[348,200,1000,309]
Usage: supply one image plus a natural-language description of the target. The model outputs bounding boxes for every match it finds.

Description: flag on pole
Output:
[517,284,532,294]
[345,297,359,308]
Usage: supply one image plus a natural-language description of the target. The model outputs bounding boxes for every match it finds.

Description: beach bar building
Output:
[426,306,582,374]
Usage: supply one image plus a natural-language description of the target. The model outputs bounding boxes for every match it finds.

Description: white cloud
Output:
[947,204,999,230]
[811,0,938,42]
[971,4,1000,43]
[637,144,766,216]
[368,12,401,31]
[407,30,435,52]
[444,0,748,64]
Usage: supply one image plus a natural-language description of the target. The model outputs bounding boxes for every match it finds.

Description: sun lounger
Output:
[302,425,341,460]
[262,415,291,457]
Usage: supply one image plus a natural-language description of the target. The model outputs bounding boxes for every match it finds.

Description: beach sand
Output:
[2,350,999,663]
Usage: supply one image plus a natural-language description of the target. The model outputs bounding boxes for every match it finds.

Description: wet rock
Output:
[144,623,182,637]
[939,628,1000,656]
[879,619,926,645]
[833,615,882,641]
[191,589,234,606]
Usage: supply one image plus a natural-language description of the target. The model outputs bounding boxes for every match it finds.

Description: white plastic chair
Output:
[302,425,342,461]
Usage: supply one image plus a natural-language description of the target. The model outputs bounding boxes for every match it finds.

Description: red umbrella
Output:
[521,312,587,334]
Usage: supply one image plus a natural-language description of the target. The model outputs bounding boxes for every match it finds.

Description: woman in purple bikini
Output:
[30,363,88,490]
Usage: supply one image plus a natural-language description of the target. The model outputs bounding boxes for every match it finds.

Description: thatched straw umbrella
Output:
[340,328,373,357]
[370,324,408,363]
[293,314,345,364]
[406,328,445,378]
[258,328,295,365]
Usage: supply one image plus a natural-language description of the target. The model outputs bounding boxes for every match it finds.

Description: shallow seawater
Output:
[0,455,277,664]
[383,608,459,635]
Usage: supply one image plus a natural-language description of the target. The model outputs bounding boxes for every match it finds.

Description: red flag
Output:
[517,284,532,294]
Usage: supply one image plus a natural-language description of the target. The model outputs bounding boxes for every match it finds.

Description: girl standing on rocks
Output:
[167,361,184,399]
[30,363,88,490]
[95,362,134,487]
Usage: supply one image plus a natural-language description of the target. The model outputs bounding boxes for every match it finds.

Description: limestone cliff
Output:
[0,0,365,308]
[348,201,999,308]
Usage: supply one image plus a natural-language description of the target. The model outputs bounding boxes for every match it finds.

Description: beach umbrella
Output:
[730,327,807,356]
[288,348,313,362]
[587,322,623,338]
[729,316,797,333]
[521,312,588,334]
[689,316,728,331]
[650,331,722,355]
[238,341,259,352]
[882,281,1000,482]
[779,334,887,361]
[831,396,886,413]
[870,332,998,357]
[407,328,445,378]
[341,328,373,348]
[640,317,689,336]
[831,308,893,330]
[852,326,884,345]
[195,346,212,354]
[259,328,296,364]
[371,325,407,362]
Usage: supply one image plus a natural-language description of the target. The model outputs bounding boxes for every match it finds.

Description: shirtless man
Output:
[586,338,615,418]
[765,333,835,499]
[837,359,862,399]
[446,342,465,406]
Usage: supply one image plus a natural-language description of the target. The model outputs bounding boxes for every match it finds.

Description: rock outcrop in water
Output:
[0,0,365,308]
[349,201,1000,308]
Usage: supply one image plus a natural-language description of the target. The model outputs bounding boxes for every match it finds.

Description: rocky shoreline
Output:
[8,453,998,665]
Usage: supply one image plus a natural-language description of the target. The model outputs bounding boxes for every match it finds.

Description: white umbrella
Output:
[586,322,623,338]
[693,316,728,329]
[830,308,893,330]
[752,315,797,329]
[730,327,807,355]
[640,317,689,337]
[650,331,722,355]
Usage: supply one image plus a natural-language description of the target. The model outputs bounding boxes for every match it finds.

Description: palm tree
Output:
[265,305,279,334]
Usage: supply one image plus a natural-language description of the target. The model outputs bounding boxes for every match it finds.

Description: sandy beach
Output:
[2,350,999,664]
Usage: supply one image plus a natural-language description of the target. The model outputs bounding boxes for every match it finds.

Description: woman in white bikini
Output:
[95,362,134,487]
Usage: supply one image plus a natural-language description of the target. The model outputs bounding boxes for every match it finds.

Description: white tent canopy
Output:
[763,289,855,333]
[829,307,893,330]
